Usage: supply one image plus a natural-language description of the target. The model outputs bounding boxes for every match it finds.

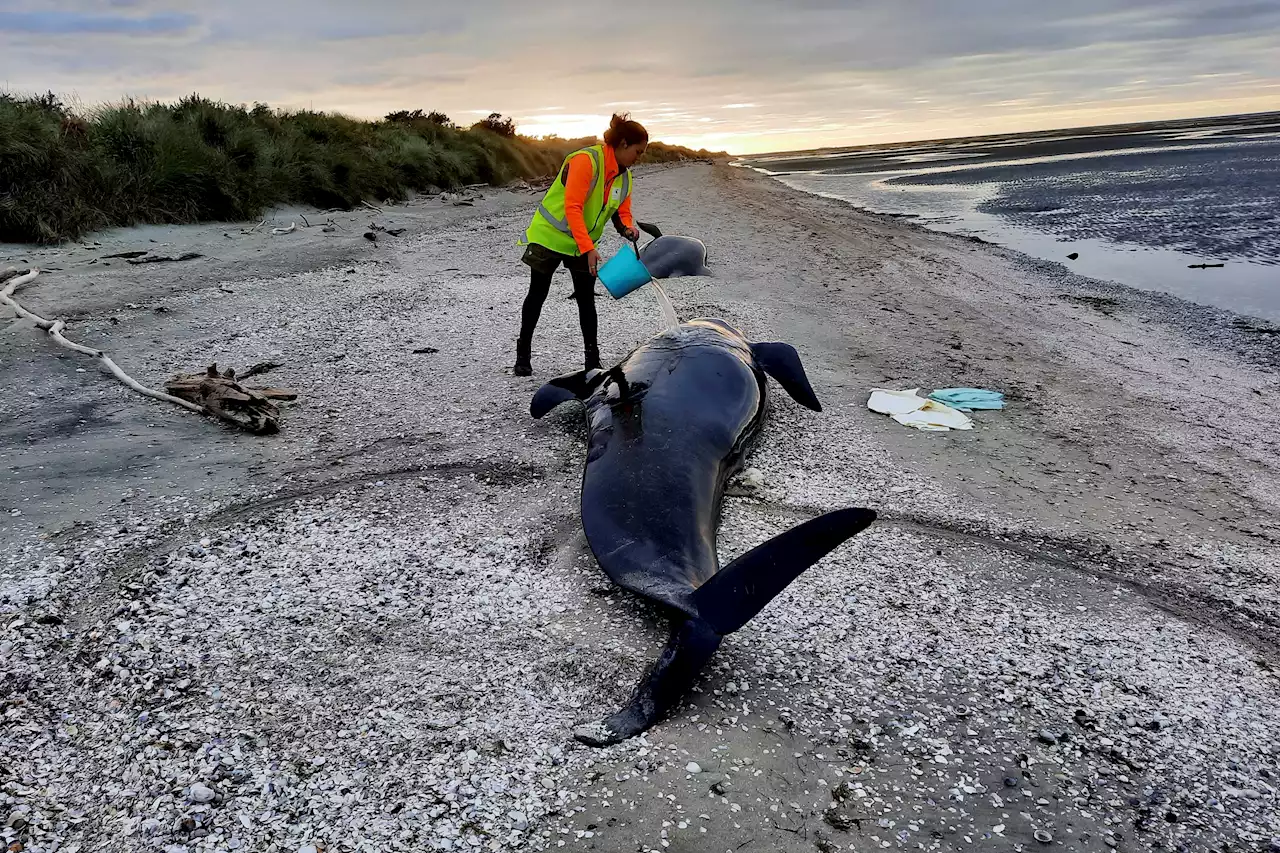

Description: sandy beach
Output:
[2,163,1278,853]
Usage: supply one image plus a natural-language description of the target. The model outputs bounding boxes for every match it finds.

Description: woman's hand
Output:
[622,226,640,242]
[586,249,601,276]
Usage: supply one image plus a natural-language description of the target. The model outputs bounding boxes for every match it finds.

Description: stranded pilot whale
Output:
[635,221,712,279]
[531,317,876,746]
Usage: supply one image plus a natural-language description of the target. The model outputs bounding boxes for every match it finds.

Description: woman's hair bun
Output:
[604,112,649,147]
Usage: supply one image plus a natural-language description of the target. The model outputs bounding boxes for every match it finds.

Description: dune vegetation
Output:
[0,92,725,244]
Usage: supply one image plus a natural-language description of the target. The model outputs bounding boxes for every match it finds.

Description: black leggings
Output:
[518,265,598,359]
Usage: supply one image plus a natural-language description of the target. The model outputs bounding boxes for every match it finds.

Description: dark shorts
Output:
[521,241,591,276]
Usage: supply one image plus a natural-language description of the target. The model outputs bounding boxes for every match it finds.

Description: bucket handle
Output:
[628,237,652,286]
[626,220,658,279]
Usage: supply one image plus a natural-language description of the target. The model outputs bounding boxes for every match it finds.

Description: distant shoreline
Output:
[733,111,1280,321]
[733,108,1280,163]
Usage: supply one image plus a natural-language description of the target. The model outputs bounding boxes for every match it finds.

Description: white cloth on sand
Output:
[867,388,973,431]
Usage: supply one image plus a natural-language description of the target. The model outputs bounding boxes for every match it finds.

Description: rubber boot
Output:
[513,338,532,377]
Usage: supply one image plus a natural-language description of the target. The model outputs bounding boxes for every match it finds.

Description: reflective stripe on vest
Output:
[535,146,603,234]
[525,144,631,253]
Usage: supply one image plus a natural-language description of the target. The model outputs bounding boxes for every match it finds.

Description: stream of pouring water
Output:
[648,280,680,330]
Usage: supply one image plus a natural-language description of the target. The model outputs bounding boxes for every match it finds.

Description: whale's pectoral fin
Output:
[530,383,580,418]
[574,617,721,747]
[692,507,877,634]
[530,369,602,418]
[636,221,663,239]
[751,342,822,412]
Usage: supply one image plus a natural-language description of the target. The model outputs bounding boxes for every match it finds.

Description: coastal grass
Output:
[0,92,725,244]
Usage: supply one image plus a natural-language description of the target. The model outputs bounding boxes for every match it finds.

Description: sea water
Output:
[736,113,1280,320]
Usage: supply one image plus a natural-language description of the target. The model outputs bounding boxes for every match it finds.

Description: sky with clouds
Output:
[2,0,1278,154]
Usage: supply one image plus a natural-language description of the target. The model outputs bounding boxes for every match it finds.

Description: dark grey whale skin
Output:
[638,234,712,278]
[531,318,876,746]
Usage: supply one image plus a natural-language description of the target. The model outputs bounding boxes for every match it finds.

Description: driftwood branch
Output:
[2,268,293,434]
[239,360,283,380]
[126,252,202,265]
[165,364,296,434]
[1,268,205,415]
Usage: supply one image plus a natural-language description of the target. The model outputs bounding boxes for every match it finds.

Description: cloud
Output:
[0,8,195,35]
[1,0,1277,153]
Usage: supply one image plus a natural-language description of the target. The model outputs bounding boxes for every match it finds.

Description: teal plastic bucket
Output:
[598,244,651,299]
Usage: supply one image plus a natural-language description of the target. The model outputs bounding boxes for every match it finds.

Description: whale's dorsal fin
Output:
[692,507,876,634]
[751,342,821,412]
[531,368,604,418]
[636,221,663,239]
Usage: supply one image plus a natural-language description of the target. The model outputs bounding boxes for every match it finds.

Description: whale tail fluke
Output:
[574,507,876,747]
[692,507,877,635]
[573,617,721,747]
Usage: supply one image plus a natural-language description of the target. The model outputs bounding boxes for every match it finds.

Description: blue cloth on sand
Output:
[927,388,1005,412]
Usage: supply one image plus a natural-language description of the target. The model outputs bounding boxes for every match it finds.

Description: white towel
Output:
[867,388,973,431]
